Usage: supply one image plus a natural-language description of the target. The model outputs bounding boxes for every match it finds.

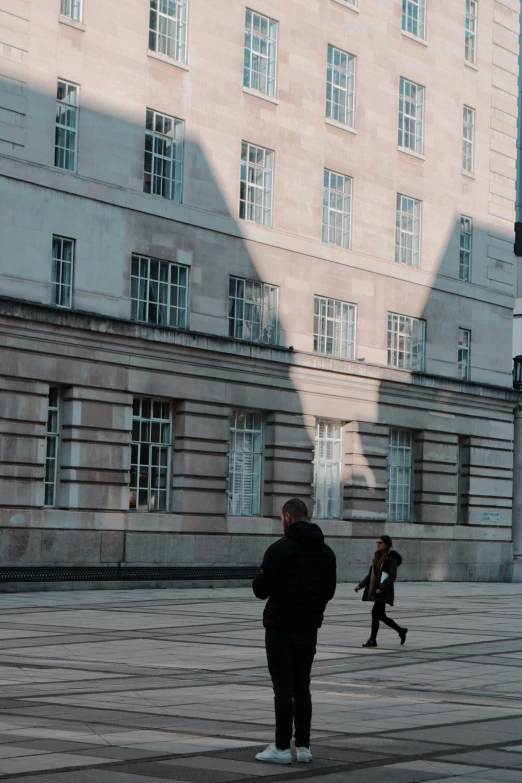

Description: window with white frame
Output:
[44,387,60,508]
[326,45,355,128]
[55,80,79,172]
[398,77,424,154]
[402,0,426,39]
[387,313,425,371]
[322,169,352,248]
[131,255,188,328]
[228,277,278,345]
[465,0,477,64]
[313,420,342,520]
[459,216,472,282]
[243,9,277,97]
[143,108,183,202]
[462,106,475,172]
[149,0,187,62]
[130,398,171,512]
[51,235,74,308]
[228,410,263,515]
[388,429,412,522]
[395,193,421,267]
[458,328,471,380]
[60,0,82,21]
[239,141,273,226]
[314,296,356,359]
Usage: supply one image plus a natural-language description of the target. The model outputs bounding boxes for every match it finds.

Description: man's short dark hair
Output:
[282,498,309,521]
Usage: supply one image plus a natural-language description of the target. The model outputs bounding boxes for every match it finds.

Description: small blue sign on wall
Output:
[482,512,501,522]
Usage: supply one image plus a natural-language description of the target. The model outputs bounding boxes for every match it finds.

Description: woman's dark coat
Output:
[358,549,402,606]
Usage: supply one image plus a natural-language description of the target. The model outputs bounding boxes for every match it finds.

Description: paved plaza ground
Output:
[0,583,521,781]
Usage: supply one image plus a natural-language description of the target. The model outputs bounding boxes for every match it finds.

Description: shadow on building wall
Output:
[0,83,518,582]
[0,84,315,572]
[348,217,516,582]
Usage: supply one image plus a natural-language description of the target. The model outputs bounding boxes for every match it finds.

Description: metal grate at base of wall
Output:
[0,566,258,583]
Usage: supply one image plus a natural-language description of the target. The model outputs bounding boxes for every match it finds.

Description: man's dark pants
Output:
[265,628,317,751]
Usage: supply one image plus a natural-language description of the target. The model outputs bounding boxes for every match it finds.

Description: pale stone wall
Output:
[0,0,519,580]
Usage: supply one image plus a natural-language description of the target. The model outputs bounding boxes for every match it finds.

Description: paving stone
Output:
[108,760,248,781]
[1,585,522,783]
[439,749,522,768]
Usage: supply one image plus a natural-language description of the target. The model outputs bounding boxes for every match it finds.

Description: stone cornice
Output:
[0,296,518,403]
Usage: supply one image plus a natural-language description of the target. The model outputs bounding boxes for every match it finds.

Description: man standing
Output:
[253,498,337,765]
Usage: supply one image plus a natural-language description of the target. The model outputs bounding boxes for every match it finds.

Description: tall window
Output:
[44,388,60,508]
[229,277,278,344]
[144,109,183,202]
[314,296,356,359]
[398,78,424,154]
[388,313,425,371]
[239,141,273,226]
[51,235,74,308]
[395,194,421,267]
[462,106,475,172]
[465,0,477,64]
[458,328,471,380]
[322,169,352,248]
[402,0,426,39]
[459,216,472,282]
[326,45,355,128]
[131,255,188,328]
[55,80,79,172]
[388,429,412,522]
[60,0,82,21]
[243,9,277,97]
[149,0,188,63]
[228,410,263,515]
[130,398,171,512]
[313,420,342,520]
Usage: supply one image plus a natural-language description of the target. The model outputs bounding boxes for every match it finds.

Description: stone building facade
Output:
[0,0,520,582]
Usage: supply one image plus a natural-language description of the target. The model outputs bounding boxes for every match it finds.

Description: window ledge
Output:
[461,170,476,180]
[398,146,426,161]
[147,50,189,71]
[464,60,478,72]
[330,0,360,13]
[242,86,279,105]
[401,30,428,47]
[325,118,357,135]
[58,14,86,31]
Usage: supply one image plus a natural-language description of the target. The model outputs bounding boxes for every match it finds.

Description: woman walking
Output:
[354,535,407,648]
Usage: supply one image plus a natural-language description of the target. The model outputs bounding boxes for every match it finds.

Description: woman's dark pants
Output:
[265,628,317,751]
[371,602,402,640]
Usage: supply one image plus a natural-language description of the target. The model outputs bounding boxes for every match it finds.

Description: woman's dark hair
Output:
[372,534,393,567]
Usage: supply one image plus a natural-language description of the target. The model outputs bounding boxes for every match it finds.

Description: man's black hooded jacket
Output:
[252,520,337,632]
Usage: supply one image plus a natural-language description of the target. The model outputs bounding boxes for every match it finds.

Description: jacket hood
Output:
[286,520,325,553]
[388,549,403,567]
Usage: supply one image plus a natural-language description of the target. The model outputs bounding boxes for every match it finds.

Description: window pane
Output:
[243,9,278,97]
[313,420,341,519]
[239,142,273,226]
[130,255,188,328]
[388,429,412,521]
[130,397,171,511]
[44,388,60,508]
[228,409,263,515]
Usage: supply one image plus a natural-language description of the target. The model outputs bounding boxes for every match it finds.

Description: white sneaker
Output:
[296,746,313,763]
[255,744,292,764]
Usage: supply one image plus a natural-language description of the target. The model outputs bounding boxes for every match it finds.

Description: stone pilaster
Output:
[263,412,315,518]
[172,401,230,519]
[343,422,388,524]
[0,378,47,507]
[57,388,132,511]
[412,432,459,525]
